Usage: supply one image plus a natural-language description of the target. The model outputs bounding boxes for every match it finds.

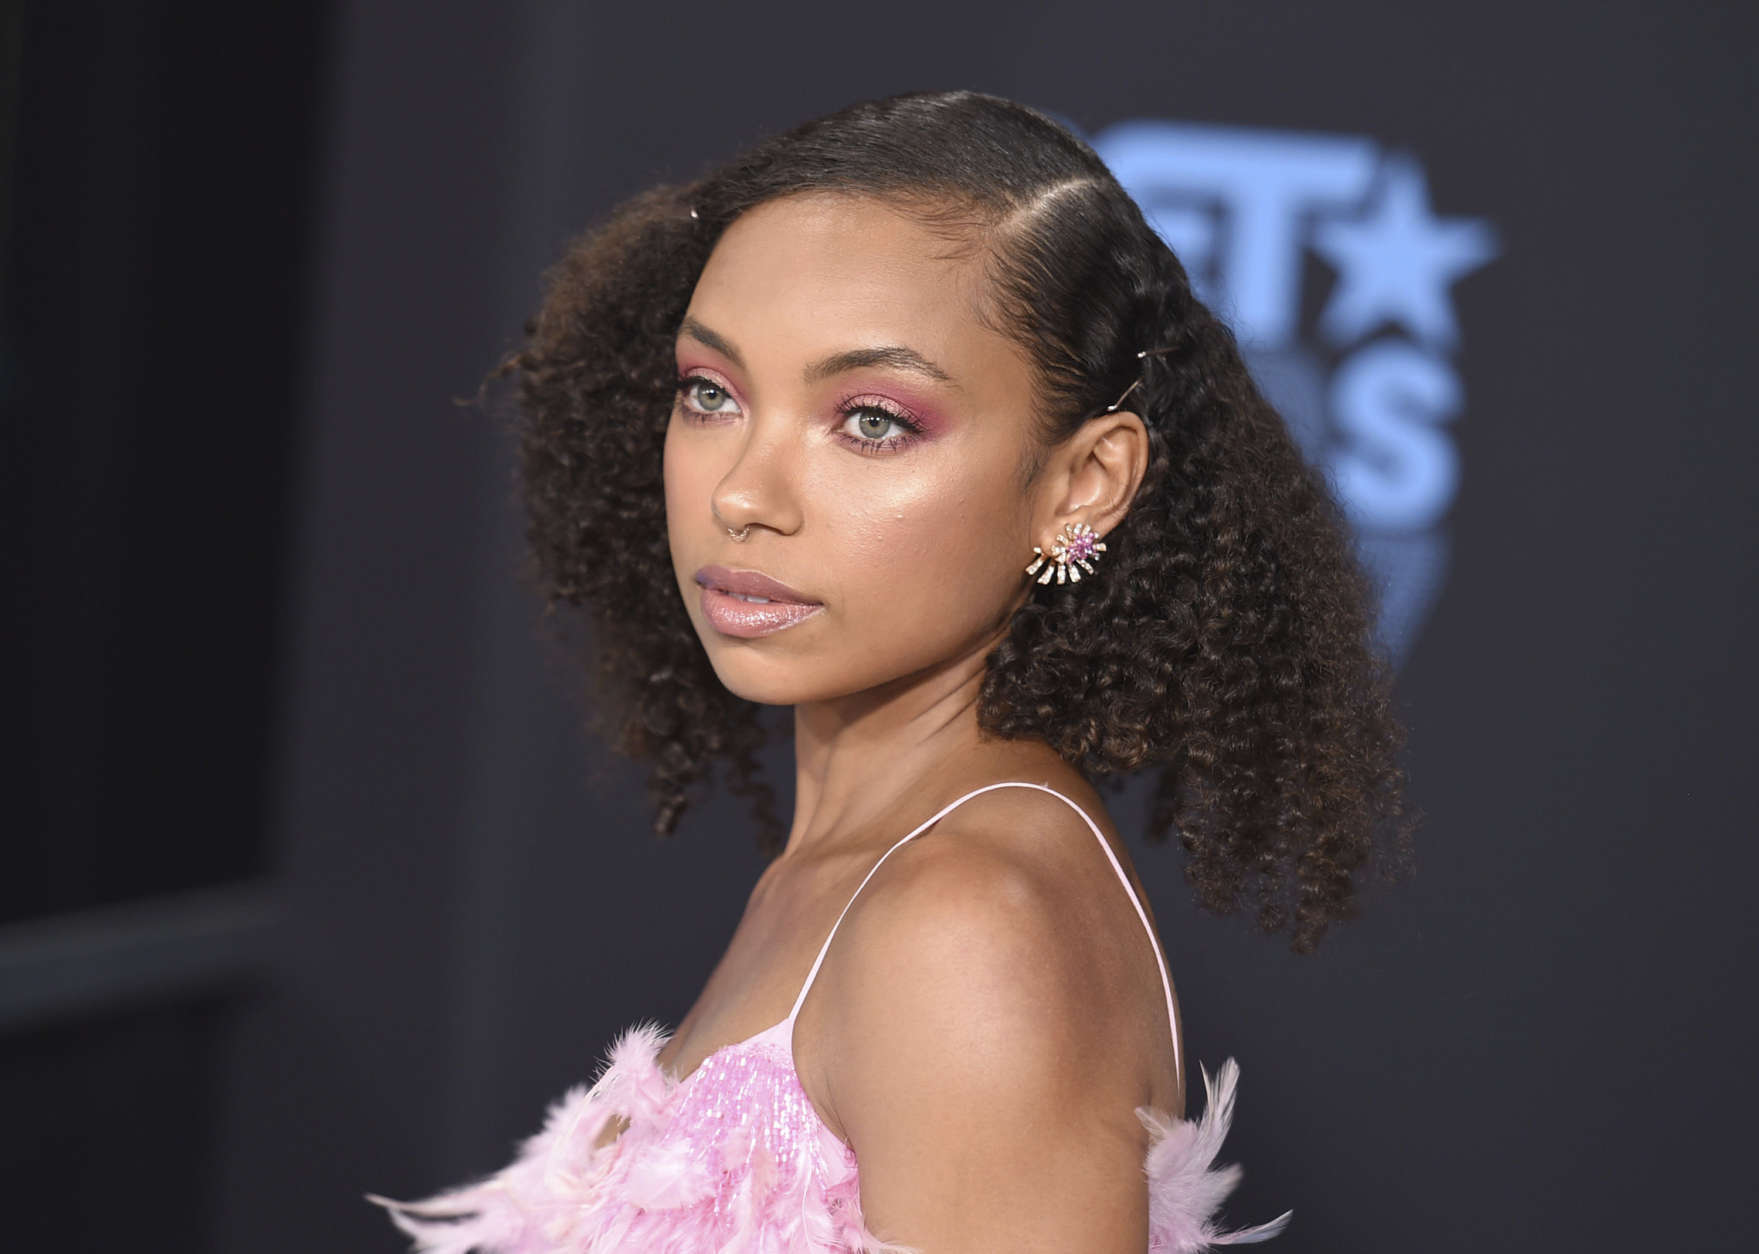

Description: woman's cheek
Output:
[661,423,707,580]
[661,419,683,508]
[663,419,714,525]
[838,491,960,586]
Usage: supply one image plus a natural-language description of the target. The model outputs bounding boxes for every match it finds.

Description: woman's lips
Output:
[692,564,823,638]
[694,564,818,604]
[698,584,825,638]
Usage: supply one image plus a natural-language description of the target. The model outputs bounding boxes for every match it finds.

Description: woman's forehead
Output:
[684,193,1017,381]
[709,191,978,272]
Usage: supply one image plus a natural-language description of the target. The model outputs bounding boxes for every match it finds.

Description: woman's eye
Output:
[681,377,739,415]
[832,403,923,454]
[846,409,901,441]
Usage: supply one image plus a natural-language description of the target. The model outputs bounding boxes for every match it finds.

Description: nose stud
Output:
[726,525,751,542]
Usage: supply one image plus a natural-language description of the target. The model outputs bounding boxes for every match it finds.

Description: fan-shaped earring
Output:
[1025,522,1107,586]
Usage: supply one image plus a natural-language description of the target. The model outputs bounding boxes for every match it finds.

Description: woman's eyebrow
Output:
[678,316,746,369]
[804,345,953,385]
[678,316,954,386]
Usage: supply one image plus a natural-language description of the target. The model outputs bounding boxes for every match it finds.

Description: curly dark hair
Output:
[502,90,1419,954]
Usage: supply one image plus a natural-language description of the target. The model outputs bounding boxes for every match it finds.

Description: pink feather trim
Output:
[366,1022,914,1254]
[1138,1058,1294,1251]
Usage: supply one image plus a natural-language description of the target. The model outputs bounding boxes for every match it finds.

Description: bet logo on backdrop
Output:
[1087,119,1498,669]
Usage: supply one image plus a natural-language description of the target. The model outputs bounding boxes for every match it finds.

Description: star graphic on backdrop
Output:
[1311,153,1498,349]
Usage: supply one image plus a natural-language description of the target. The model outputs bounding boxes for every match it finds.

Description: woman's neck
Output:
[786,639,1016,859]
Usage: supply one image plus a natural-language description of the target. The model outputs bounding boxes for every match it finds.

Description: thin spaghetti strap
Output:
[785,781,1044,1023]
[785,782,1182,1086]
[1010,783,1183,1083]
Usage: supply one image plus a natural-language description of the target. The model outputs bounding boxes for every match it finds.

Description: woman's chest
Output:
[653,853,857,1083]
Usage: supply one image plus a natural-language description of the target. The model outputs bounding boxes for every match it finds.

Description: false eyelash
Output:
[831,393,925,455]
[674,374,739,416]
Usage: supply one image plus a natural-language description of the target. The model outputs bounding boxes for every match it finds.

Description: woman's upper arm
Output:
[823,839,1151,1253]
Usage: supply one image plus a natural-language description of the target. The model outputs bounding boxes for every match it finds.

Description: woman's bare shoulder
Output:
[819,776,1156,1091]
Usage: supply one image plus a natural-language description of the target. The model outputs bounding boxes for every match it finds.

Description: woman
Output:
[372,90,1416,1252]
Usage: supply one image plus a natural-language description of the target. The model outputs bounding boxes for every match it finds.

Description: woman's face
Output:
[663,192,1047,707]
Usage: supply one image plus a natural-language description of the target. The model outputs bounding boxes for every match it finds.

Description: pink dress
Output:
[370,782,1292,1252]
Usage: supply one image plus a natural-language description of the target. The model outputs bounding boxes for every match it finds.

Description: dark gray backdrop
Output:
[6,2,1754,1251]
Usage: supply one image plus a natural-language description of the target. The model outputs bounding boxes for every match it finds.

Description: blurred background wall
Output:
[4,1,1754,1250]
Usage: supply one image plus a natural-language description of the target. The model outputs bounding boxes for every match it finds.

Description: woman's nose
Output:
[708,413,804,538]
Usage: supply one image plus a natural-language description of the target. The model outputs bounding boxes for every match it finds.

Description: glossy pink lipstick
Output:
[694,565,824,638]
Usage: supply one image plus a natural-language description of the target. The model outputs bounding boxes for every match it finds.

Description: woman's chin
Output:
[702,647,892,710]
[699,649,816,707]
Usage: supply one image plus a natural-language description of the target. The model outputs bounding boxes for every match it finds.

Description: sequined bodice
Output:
[643,1015,854,1198]
[372,782,1291,1252]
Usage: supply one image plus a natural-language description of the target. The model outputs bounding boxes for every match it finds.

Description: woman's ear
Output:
[1030,409,1149,546]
